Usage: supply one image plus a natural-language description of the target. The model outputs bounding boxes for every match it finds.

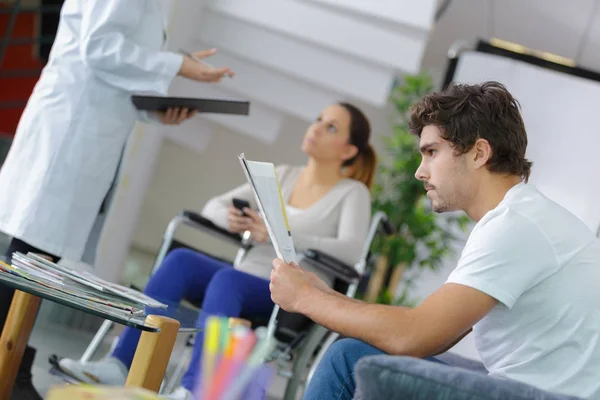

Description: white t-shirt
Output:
[447,183,600,399]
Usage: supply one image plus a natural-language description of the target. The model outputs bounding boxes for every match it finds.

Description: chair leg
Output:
[282,325,329,400]
[79,319,115,362]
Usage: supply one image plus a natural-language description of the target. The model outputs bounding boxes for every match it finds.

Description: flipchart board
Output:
[446,44,600,237]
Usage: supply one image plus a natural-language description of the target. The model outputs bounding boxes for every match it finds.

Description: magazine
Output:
[24,252,167,309]
[0,258,143,314]
[238,154,298,265]
[238,154,299,338]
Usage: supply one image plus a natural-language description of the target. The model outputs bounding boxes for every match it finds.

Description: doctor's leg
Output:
[0,237,60,400]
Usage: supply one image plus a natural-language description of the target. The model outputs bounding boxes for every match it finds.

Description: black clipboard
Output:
[131,95,250,115]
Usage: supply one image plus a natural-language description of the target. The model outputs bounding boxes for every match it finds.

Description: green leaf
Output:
[370,72,470,306]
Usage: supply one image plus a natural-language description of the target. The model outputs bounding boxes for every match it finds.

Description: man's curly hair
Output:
[408,81,533,182]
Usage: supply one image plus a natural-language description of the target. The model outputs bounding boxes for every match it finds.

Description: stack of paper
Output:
[0,252,167,316]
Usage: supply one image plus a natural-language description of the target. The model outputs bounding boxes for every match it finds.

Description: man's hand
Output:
[227,206,252,233]
[270,259,316,313]
[305,269,331,293]
[178,48,235,83]
[243,208,269,243]
[154,107,196,125]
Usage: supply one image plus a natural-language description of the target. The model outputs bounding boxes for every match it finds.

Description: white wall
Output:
[169,0,436,144]
[453,51,600,233]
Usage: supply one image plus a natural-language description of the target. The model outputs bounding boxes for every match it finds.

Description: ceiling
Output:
[422,0,600,86]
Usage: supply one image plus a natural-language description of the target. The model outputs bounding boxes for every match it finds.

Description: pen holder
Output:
[238,364,274,400]
[229,317,251,329]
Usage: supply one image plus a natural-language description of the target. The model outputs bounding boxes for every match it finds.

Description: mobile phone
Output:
[232,198,251,216]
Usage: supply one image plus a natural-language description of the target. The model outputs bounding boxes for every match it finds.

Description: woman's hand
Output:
[179,48,235,83]
[243,208,269,243]
[227,206,252,233]
[154,107,196,125]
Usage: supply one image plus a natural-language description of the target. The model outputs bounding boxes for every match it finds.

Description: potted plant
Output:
[365,73,470,306]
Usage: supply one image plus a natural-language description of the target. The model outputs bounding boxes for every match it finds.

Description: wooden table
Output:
[0,271,199,399]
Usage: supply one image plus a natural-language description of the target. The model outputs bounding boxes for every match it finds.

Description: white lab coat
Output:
[0,0,183,260]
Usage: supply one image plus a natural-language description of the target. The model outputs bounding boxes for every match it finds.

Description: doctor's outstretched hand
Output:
[270,259,330,313]
[178,48,235,83]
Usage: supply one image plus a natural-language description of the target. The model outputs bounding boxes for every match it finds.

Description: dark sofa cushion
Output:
[353,355,582,400]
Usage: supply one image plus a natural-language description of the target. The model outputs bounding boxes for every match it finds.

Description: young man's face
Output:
[414,125,472,213]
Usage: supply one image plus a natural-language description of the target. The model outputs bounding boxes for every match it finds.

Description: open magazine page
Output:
[238,154,298,265]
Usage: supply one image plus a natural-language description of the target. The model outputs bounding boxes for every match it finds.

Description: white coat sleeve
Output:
[137,110,161,125]
[79,0,183,94]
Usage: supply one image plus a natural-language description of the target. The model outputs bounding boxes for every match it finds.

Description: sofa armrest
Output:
[353,355,579,400]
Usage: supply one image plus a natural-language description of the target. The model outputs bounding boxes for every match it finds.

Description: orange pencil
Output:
[205,327,256,400]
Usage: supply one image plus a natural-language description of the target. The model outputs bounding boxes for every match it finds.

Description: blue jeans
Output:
[111,248,274,391]
[303,338,450,400]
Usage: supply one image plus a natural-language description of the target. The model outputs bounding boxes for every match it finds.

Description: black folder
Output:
[131,95,250,115]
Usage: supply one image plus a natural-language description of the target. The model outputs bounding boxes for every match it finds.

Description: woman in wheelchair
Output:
[58,102,377,399]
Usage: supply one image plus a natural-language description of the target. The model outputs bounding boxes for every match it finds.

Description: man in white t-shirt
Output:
[269,81,600,399]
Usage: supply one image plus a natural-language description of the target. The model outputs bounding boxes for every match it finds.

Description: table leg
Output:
[125,315,180,392]
[0,290,41,400]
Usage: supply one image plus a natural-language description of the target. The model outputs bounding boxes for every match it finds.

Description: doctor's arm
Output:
[80,0,231,94]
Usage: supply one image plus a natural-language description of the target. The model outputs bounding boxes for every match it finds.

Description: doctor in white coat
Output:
[0,1,233,398]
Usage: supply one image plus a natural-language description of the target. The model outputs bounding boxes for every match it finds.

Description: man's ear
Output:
[342,144,359,163]
[472,138,492,169]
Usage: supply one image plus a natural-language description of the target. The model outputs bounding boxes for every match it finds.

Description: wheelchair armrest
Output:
[180,210,245,247]
[302,249,360,283]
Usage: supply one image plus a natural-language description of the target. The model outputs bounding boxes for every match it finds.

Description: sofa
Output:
[353,354,583,400]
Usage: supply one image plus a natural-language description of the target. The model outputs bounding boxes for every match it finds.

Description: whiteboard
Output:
[451,51,600,236]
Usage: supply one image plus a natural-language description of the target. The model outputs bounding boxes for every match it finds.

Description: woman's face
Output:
[301,104,358,164]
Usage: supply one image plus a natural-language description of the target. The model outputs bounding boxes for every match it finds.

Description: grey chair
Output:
[353,355,584,400]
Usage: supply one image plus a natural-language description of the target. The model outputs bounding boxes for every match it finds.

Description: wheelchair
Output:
[67,208,393,398]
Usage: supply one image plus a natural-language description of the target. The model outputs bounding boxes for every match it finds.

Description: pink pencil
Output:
[205,327,257,400]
